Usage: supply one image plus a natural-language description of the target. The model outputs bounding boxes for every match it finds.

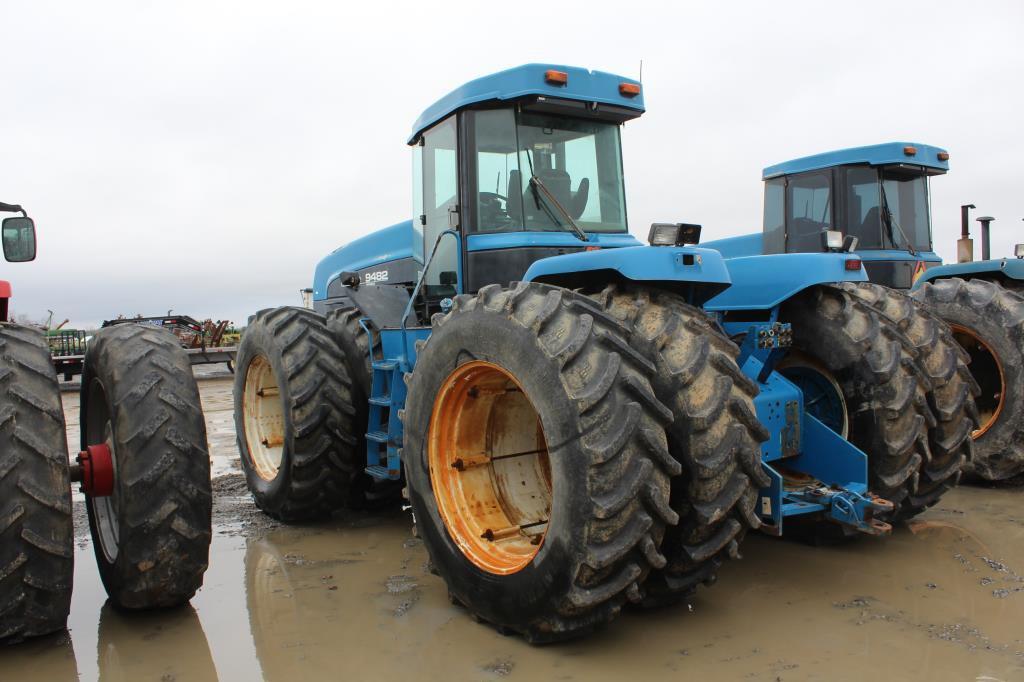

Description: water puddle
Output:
[3,378,1021,681]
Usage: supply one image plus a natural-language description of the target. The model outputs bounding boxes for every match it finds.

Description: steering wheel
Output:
[477,192,512,232]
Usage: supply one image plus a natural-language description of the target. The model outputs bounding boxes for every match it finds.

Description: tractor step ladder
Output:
[365,358,403,481]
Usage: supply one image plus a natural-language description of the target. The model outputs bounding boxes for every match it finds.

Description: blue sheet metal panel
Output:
[912,257,1024,289]
[522,244,732,287]
[379,328,408,363]
[703,253,867,311]
[762,142,949,179]
[312,220,414,300]
[408,64,645,144]
[466,231,642,252]
[758,464,785,531]
[700,232,765,259]
[748,366,802,463]
[790,414,868,490]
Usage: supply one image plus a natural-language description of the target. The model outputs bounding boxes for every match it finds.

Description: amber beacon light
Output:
[544,70,568,85]
[619,82,641,97]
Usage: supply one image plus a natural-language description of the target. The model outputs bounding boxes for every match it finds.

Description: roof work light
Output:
[648,223,702,246]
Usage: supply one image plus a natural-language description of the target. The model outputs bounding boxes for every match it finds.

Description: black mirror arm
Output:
[0,202,26,216]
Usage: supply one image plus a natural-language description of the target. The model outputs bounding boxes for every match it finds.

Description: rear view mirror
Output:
[2,216,36,262]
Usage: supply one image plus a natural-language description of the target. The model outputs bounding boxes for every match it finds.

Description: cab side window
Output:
[763,178,785,253]
[786,171,832,252]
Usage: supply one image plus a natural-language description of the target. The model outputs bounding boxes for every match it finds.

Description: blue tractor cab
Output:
[752,143,1024,481]
[759,142,948,288]
[313,64,677,323]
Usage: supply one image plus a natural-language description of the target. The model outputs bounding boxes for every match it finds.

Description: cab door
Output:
[417,115,461,298]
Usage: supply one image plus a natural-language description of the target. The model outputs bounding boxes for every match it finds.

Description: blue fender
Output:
[911,257,1024,290]
[312,220,414,301]
[522,244,732,296]
[704,253,866,311]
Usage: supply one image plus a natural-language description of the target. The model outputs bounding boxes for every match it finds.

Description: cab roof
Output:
[408,63,644,144]
[762,142,949,179]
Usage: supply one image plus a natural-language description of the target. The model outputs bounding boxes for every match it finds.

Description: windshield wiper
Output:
[513,107,590,243]
[880,184,917,256]
[528,175,589,242]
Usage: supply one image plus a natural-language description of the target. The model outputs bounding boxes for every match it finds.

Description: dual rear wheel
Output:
[1,323,212,645]
[403,283,680,642]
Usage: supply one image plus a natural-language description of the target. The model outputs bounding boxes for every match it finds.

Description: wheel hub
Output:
[73,443,114,497]
[778,353,849,438]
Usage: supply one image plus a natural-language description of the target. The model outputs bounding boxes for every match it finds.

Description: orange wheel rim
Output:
[428,360,552,575]
[949,324,1005,439]
[243,354,285,481]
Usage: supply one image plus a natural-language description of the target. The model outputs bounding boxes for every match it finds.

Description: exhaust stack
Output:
[957,204,975,263]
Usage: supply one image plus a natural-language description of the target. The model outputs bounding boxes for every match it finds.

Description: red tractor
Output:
[1,202,212,644]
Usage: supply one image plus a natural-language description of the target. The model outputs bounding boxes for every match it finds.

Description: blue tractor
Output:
[737,144,1024,481]
[233,66,965,642]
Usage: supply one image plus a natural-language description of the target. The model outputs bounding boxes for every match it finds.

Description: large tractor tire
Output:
[912,278,1024,480]
[235,307,362,521]
[403,282,677,643]
[841,282,978,517]
[0,324,73,644]
[326,307,380,403]
[589,285,768,606]
[80,325,211,609]
[325,307,400,506]
[780,285,936,519]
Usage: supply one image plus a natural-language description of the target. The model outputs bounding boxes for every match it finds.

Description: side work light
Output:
[1015,243,1024,259]
[820,229,844,251]
[649,223,702,246]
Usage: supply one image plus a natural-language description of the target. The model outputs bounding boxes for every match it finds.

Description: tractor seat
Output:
[860,206,882,245]
[506,169,590,225]
[571,177,589,219]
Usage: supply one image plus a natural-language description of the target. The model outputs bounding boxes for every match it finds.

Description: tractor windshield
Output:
[467,108,628,234]
[842,167,931,251]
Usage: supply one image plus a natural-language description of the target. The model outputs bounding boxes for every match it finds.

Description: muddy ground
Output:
[1,376,1022,681]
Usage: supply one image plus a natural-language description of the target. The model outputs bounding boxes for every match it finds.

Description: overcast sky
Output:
[2,1,1021,328]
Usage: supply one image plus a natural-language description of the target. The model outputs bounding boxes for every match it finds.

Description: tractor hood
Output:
[912,257,1024,290]
[312,220,414,301]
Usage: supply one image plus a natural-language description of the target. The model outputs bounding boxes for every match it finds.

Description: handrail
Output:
[401,229,461,335]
